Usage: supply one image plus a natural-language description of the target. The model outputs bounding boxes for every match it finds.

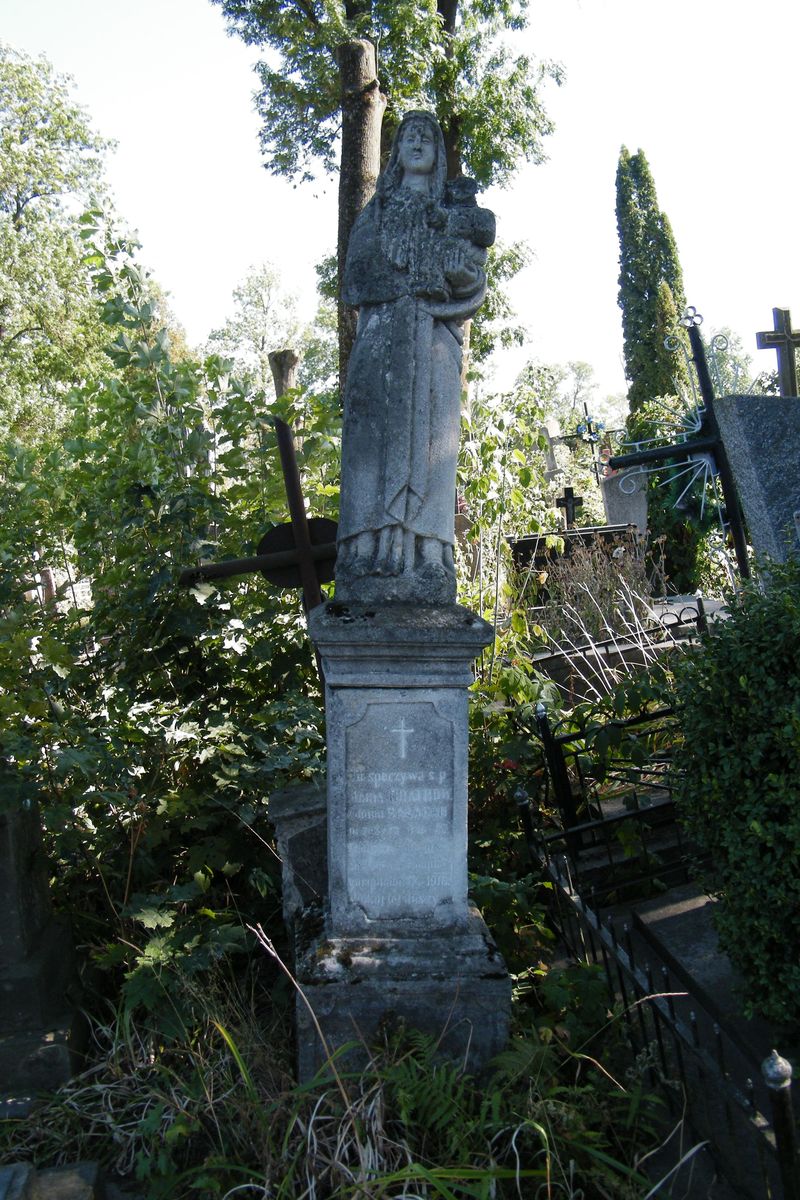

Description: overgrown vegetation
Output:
[0,214,337,1033]
[5,34,799,1200]
[672,558,800,1029]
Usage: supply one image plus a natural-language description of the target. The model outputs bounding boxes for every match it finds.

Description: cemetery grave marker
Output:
[297,112,511,1078]
[755,306,800,397]
[0,789,82,1114]
[556,485,583,529]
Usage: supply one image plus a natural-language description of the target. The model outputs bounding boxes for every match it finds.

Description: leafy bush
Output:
[0,214,339,1031]
[672,559,800,1027]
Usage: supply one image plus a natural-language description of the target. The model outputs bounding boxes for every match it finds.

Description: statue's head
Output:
[378,111,446,201]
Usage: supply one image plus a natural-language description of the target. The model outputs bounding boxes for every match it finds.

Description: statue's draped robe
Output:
[337,193,490,567]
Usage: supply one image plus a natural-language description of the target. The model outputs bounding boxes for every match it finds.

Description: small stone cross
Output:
[556,486,583,529]
[391,716,414,759]
[756,307,800,397]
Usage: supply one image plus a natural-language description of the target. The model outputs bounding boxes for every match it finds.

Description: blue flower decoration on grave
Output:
[576,416,604,443]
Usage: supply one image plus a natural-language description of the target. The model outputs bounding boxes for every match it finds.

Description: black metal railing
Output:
[522,704,799,1199]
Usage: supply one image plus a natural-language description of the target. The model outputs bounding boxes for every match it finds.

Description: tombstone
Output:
[555,486,583,530]
[0,785,82,1114]
[539,419,562,482]
[713,395,800,562]
[600,467,648,534]
[297,112,511,1077]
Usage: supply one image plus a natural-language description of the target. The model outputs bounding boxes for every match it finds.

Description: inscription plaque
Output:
[345,701,458,922]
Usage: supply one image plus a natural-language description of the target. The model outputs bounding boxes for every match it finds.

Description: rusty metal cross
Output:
[178,350,338,684]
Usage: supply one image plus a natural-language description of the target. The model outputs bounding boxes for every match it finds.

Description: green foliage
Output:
[616,147,688,414]
[203,261,302,391]
[672,560,800,1027]
[1,977,658,1198]
[0,43,112,440]
[468,240,530,369]
[0,213,340,1031]
[212,0,562,187]
[626,393,718,593]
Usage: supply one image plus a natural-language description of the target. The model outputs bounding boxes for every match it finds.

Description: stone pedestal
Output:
[299,602,511,1076]
[0,796,82,1112]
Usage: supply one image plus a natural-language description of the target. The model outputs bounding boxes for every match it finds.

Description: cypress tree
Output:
[616,149,715,592]
[616,147,687,412]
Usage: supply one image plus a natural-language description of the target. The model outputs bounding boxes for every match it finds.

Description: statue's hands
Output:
[443,243,481,293]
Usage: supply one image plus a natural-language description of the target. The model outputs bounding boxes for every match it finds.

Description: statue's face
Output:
[397,120,436,179]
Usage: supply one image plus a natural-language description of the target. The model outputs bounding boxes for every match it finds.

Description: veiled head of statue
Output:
[379,111,447,201]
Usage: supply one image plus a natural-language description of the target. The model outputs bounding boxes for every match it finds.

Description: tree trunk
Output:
[437,0,462,180]
[336,38,386,396]
[268,348,300,398]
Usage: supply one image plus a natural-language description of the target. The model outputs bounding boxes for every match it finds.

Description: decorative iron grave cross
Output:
[178,351,337,677]
[558,401,624,484]
[609,307,751,580]
[556,486,583,529]
[756,306,800,397]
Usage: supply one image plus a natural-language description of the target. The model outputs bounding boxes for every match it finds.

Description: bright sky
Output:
[3,0,799,404]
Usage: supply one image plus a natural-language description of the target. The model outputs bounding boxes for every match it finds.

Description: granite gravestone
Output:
[601,466,648,534]
[714,395,800,562]
[298,112,511,1077]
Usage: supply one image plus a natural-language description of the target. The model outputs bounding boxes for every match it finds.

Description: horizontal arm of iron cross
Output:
[609,311,750,579]
[177,416,337,613]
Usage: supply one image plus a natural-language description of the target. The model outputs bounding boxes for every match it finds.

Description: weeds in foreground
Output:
[1,958,665,1199]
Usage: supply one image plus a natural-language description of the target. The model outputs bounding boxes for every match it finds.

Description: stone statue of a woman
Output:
[334,110,495,604]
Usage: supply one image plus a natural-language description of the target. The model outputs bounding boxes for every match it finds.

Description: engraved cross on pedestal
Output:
[390,716,415,759]
[556,486,583,529]
[756,307,800,397]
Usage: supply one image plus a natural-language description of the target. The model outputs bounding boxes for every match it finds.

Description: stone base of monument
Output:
[295,909,510,1078]
[269,779,327,942]
[0,1013,86,1118]
[298,602,512,1080]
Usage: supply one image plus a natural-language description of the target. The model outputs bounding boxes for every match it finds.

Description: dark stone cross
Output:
[556,486,583,529]
[755,307,800,397]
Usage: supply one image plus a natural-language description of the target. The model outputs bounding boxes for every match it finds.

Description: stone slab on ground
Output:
[0,1012,85,1114]
[0,1165,35,1200]
[33,1164,101,1200]
[0,1164,105,1200]
[632,881,774,1062]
